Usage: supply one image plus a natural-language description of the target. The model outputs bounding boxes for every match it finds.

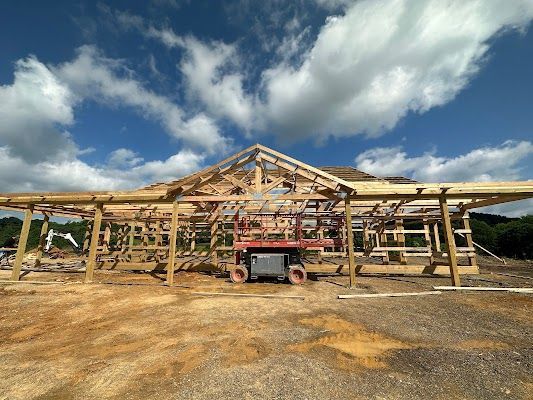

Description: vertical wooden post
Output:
[167,201,179,285]
[433,223,441,252]
[380,221,389,264]
[11,205,34,281]
[190,222,196,252]
[439,196,460,287]
[103,222,111,253]
[155,221,163,263]
[82,221,92,255]
[362,220,370,255]
[423,219,434,265]
[85,203,103,283]
[396,219,407,264]
[345,196,356,288]
[141,222,149,262]
[462,213,477,267]
[211,218,219,265]
[34,214,49,268]
[255,154,262,193]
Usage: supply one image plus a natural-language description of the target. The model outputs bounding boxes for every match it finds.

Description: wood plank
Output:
[167,201,179,285]
[345,196,356,287]
[85,203,103,282]
[338,291,442,299]
[440,196,461,286]
[34,215,49,268]
[434,286,533,293]
[11,205,33,281]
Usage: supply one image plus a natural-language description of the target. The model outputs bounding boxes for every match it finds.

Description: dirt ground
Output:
[0,260,532,400]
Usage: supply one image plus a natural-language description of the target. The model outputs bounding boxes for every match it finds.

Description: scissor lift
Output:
[230,212,345,284]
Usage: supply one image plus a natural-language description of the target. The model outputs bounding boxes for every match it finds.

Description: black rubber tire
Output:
[230,265,249,283]
[288,265,307,285]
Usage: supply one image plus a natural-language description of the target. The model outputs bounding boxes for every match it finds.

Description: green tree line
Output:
[0,212,531,259]
[0,217,87,251]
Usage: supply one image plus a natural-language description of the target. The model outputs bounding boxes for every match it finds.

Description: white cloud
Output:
[179,37,255,131]
[355,140,533,182]
[0,146,203,192]
[55,45,231,154]
[0,49,208,192]
[107,148,144,168]
[136,1,533,145]
[0,57,79,163]
[355,140,533,217]
[256,0,533,142]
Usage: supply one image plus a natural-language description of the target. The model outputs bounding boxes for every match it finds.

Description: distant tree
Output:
[469,219,497,252]
[494,216,533,259]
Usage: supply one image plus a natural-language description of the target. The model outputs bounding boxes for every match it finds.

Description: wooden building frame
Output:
[2,144,532,287]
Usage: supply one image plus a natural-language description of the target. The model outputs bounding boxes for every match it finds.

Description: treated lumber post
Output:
[85,203,103,283]
[462,213,478,267]
[345,196,357,288]
[423,219,434,265]
[128,222,135,261]
[34,214,49,268]
[167,201,179,285]
[396,219,407,264]
[190,222,196,252]
[103,222,111,253]
[11,205,34,281]
[210,211,219,266]
[255,154,262,193]
[82,222,92,255]
[155,221,162,262]
[362,220,370,254]
[433,223,441,252]
[439,196,460,287]
[380,221,389,264]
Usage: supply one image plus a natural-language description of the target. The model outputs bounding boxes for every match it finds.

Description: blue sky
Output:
[0,0,532,215]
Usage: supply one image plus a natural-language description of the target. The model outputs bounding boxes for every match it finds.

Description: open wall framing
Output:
[2,144,532,287]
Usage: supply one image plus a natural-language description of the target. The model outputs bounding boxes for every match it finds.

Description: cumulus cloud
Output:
[0,146,203,192]
[136,1,533,145]
[55,45,231,154]
[355,140,533,216]
[355,141,533,182]
[0,49,208,192]
[179,37,255,130]
[0,57,79,163]
[257,0,533,142]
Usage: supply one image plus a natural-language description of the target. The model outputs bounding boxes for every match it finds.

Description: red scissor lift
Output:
[230,211,345,284]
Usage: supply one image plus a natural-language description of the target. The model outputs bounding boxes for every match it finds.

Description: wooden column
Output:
[345,197,356,288]
[210,210,219,266]
[167,201,179,285]
[103,222,111,252]
[155,221,163,262]
[255,154,262,193]
[85,203,103,283]
[380,221,389,264]
[423,219,434,265]
[439,196,460,286]
[433,223,441,252]
[463,213,478,267]
[34,215,49,268]
[82,222,92,255]
[190,222,196,252]
[141,222,149,262]
[362,220,370,255]
[396,219,407,265]
[11,205,34,281]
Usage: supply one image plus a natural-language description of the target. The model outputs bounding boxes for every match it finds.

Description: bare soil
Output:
[0,262,532,400]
